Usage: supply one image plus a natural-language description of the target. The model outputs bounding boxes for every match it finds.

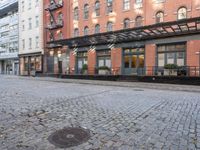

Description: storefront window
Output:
[124,56,129,68]
[123,48,145,69]
[77,52,88,70]
[35,56,42,71]
[97,50,111,68]
[157,43,186,67]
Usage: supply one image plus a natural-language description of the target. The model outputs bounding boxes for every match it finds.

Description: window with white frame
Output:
[29,38,32,49]
[177,7,187,20]
[123,0,130,10]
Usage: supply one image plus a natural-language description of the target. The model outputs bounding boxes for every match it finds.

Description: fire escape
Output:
[45,0,63,48]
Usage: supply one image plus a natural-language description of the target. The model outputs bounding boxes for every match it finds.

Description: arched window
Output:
[95,1,100,16]
[123,18,130,29]
[84,4,89,19]
[74,28,79,37]
[107,21,113,32]
[58,12,63,25]
[74,7,79,20]
[58,31,63,40]
[135,16,143,27]
[107,0,113,14]
[84,26,89,36]
[95,24,100,34]
[178,7,187,20]
[156,11,164,23]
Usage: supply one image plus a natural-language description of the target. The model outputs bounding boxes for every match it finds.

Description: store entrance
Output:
[123,48,145,75]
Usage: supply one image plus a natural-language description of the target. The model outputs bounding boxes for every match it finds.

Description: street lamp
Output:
[196,51,200,76]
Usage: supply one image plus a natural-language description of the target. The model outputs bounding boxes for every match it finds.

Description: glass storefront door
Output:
[123,48,145,75]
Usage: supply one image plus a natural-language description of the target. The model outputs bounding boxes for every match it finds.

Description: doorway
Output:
[123,48,145,75]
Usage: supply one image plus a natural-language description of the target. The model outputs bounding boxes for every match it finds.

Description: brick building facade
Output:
[45,0,200,76]
[43,0,70,74]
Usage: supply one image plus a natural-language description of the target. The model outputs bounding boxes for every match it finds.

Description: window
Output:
[74,28,79,37]
[84,4,89,19]
[157,43,186,67]
[95,1,100,16]
[21,1,24,12]
[22,20,25,31]
[29,38,32,49]
[107,22,113,32]
[97,50,111,68]
[107,0,113,14]
[35,16,39,27]
[22,39,25,49]
[28,18,32,29]
[35,36,39,48]
[123,0,130,10]
[50,16,54,25]
[95,24,100,34]
[49,33,54,41]
[74,7,79,20]
[123,18,130,29]
[155,0,165,3]
[135,0,142,4]
[156,11,164,23]
[84,26,89,36]
[135,16,143,27]
[178,7,187,20]
[77,52,88,72]
[58,13,63,25]
[58,31,63,40]
[50,0,54,5]
[35,0,39,7]
[28,0,31,9]
[58,0,63,5]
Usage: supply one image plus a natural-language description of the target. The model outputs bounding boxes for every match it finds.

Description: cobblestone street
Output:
[0,76,200,150]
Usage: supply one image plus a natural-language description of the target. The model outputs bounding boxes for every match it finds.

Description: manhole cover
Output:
[48,127,90,148]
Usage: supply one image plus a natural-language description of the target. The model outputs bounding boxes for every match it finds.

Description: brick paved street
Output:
[0,76,200,150]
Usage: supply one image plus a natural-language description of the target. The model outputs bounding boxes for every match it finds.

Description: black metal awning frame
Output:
[48,17,200,48]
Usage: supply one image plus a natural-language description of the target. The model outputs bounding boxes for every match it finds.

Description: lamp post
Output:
[196,51,200,76]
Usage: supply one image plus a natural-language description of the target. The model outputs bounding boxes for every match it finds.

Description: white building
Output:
[18,0,44,76]
[0,0,19,75]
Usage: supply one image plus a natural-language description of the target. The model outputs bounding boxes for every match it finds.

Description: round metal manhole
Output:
[48,127,90,148]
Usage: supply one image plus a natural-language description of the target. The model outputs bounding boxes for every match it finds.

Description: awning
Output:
[48,17,200,48]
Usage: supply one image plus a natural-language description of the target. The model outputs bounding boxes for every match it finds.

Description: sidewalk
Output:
[5,75,200,93]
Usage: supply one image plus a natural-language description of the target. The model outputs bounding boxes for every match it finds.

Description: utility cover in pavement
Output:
[48,127,90,148]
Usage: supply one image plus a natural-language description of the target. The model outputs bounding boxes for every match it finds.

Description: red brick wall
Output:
[69,0,200,38]
[145,44,156,75]
[87,50,96,75]
[187,40,200,67]
[111,48,122,75]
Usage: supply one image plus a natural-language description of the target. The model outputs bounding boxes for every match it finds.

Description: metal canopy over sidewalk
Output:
[49,17,200,48]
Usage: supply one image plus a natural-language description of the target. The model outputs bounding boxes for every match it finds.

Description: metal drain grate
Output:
[48,127,90,148]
